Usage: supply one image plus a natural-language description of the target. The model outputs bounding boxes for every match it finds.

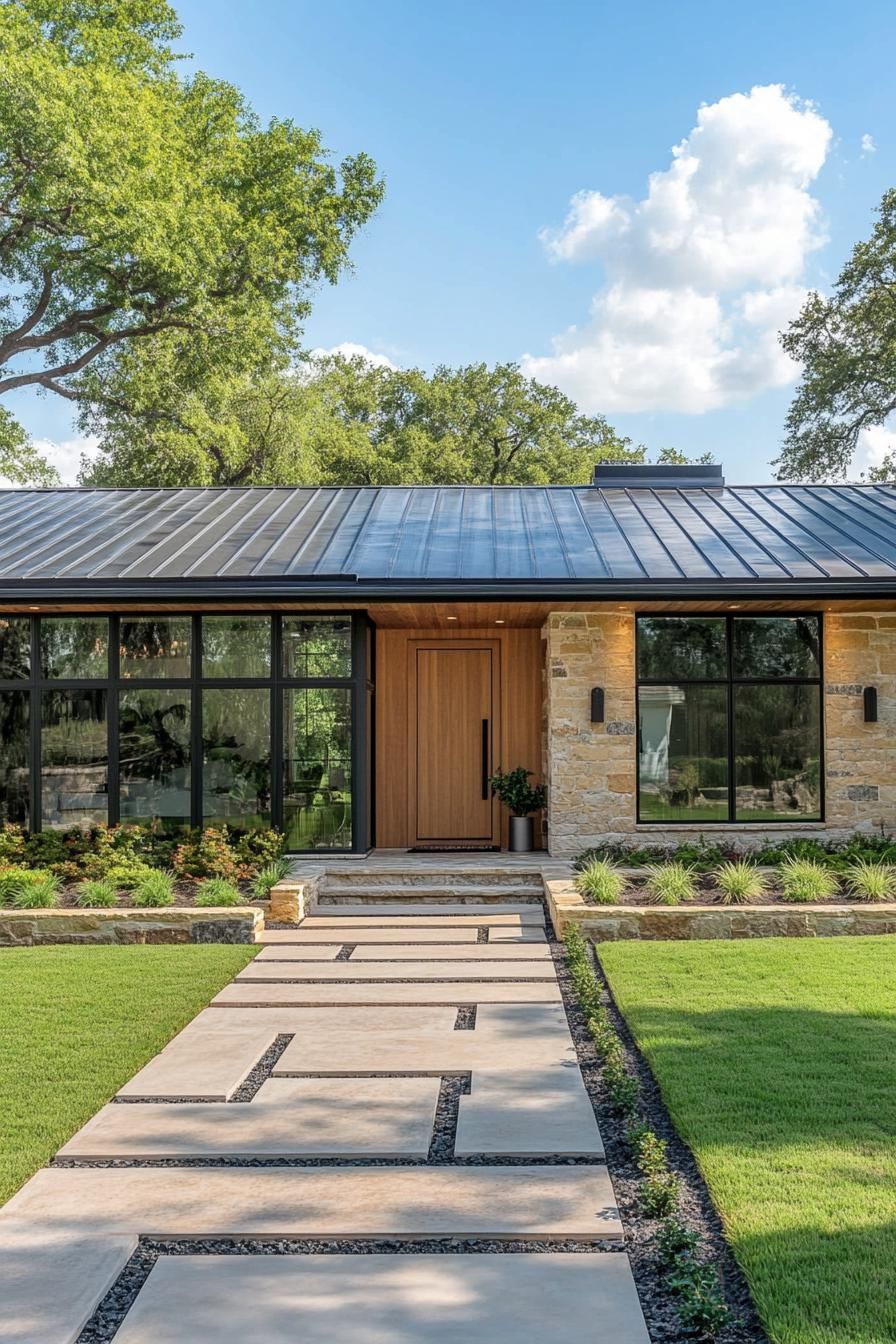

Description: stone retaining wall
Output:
[545,879,896,942]
[0,906,264,946]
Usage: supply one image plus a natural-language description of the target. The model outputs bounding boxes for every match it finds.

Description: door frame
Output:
[406,638,502,846]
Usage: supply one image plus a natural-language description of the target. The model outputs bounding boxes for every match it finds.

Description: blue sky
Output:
[18,0,896,482]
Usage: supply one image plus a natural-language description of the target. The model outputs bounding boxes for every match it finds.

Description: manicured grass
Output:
[0,944,256,1205]
[599,936,896,1344]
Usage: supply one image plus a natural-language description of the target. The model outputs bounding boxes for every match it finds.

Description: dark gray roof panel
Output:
[1,484,896,590]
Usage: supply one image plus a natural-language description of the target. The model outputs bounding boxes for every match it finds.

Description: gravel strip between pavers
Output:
[476,926,490,943]
[549,932,768,1344]
[75,1236,624,1344]
[454,1005,477,1030]
[334,944,357,960]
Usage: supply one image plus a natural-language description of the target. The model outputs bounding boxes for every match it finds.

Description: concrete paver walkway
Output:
[0,899,650,1343]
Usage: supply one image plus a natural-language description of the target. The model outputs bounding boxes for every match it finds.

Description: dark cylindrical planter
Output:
[509,815,534,852]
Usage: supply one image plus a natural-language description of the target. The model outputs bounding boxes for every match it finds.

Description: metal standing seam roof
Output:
[2,484,896,597]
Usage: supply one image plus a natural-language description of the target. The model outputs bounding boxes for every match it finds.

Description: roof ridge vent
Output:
[592,462,724,489]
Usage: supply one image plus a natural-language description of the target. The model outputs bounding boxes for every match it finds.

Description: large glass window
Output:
[0,617,30,679]
[41,689,108,829]
[202,616,271,678]
[0,612,366,848]
[40,618,108,679]
[283,616,352,679]
[202,688,271,829]
[0,691,29,823]
[120,617,192,679]
[637,615,822,823]
[119,689,191,829]
[283,687,352,850]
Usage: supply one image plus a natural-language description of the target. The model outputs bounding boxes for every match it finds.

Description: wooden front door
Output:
[408,641,500,844]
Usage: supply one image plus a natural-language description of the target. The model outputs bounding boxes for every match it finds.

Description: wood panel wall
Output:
[374,627,544,849]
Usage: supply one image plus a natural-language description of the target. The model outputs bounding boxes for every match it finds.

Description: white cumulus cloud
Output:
[861,132,877,156]
[523,85,833,414]
[34,436,100,485]
[311,342,398,370]
[855,423,896,478]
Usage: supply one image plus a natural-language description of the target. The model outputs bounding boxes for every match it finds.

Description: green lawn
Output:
[0,944,256,1205]
[599,936,896,1344]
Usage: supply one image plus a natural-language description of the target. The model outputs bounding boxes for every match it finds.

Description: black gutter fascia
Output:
[3,577,896,603]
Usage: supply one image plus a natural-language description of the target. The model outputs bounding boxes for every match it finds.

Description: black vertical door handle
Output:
[481,718,489,800]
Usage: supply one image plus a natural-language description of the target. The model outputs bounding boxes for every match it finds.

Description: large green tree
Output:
[778,189,896,481]
[0,0,382,482]
[81,354,651,487]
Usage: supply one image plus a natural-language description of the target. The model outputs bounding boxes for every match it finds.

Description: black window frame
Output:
[635,612,824,825]
[0,611,372,852]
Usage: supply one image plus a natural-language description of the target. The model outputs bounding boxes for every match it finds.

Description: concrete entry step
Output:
[310,902,545,917]
[3,1165,623,1239]
[212,982,563,1007]
[236,960,557,983]
[58,1078,442,1162]
[316,866,545,889]
[319,888,543,905]
[298,912,544,927]
[112,1254,651,1344]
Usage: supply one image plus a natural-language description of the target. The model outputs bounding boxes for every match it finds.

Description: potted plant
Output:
[488,766,547,853]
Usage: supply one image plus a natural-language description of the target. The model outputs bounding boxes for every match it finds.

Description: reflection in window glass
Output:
[637,617,727,681]
[283,688,352,849]
[638,684,729,823]
[202,688,271,829]
[732,617,820,679]
[0,617,30,679]
[120,617,191,679]
[119,690,191,830]
[283,617,352,679]
[735,684,821,820]
[41,690,107,828]
[41,618,108,679]
[201,617,271,678]
[0,691,29,823]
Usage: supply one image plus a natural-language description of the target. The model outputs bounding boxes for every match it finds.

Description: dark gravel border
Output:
[549,927,768,1344]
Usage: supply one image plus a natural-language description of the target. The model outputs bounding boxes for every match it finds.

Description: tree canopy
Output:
[778,189,896,481]
[81,354,680,487]
[0,0,383,482]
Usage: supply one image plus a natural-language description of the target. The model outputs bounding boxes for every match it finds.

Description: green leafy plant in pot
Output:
[488,767,547,852]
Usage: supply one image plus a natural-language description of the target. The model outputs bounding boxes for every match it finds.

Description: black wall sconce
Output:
[591,687,605,723]
[864,686,878,723]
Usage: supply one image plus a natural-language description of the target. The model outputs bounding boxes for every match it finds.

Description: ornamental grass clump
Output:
[251,857,292,899]
[643,861,698,906]
[195,878,244,907]
[842,858,896,903]
[778,857,839,904]
[11,869,61,908]
[77,878,118,908]
[714,859,768,905]
[576,858,626,906]
[132,868,176,908]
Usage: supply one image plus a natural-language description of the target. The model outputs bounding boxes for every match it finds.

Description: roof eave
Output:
[2,576,896,604]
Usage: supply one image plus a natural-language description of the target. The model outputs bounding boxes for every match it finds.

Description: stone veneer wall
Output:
[544,609,896,858]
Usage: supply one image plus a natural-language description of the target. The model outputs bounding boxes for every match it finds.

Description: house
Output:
[0,461,892,857]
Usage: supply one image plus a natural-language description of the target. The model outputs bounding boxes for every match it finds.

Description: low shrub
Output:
[0,822,26,863]
[76,878,118,908]
[842,858,896,903]
[234,828,287,867]
[576,858,626,905]
[194,878,244,907]
[630,1126,681,1215]
[755,836,830,866]
[655,1217,700,1269]
[778,857,839,903]
[251,857,292,899]
[11,869,61,908]
[714,859,768,905]
[103,861,157,891]
[132,869,176,908]
[667,1258,731,1336]
[173,827,240,880]
[643,861,699,905]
